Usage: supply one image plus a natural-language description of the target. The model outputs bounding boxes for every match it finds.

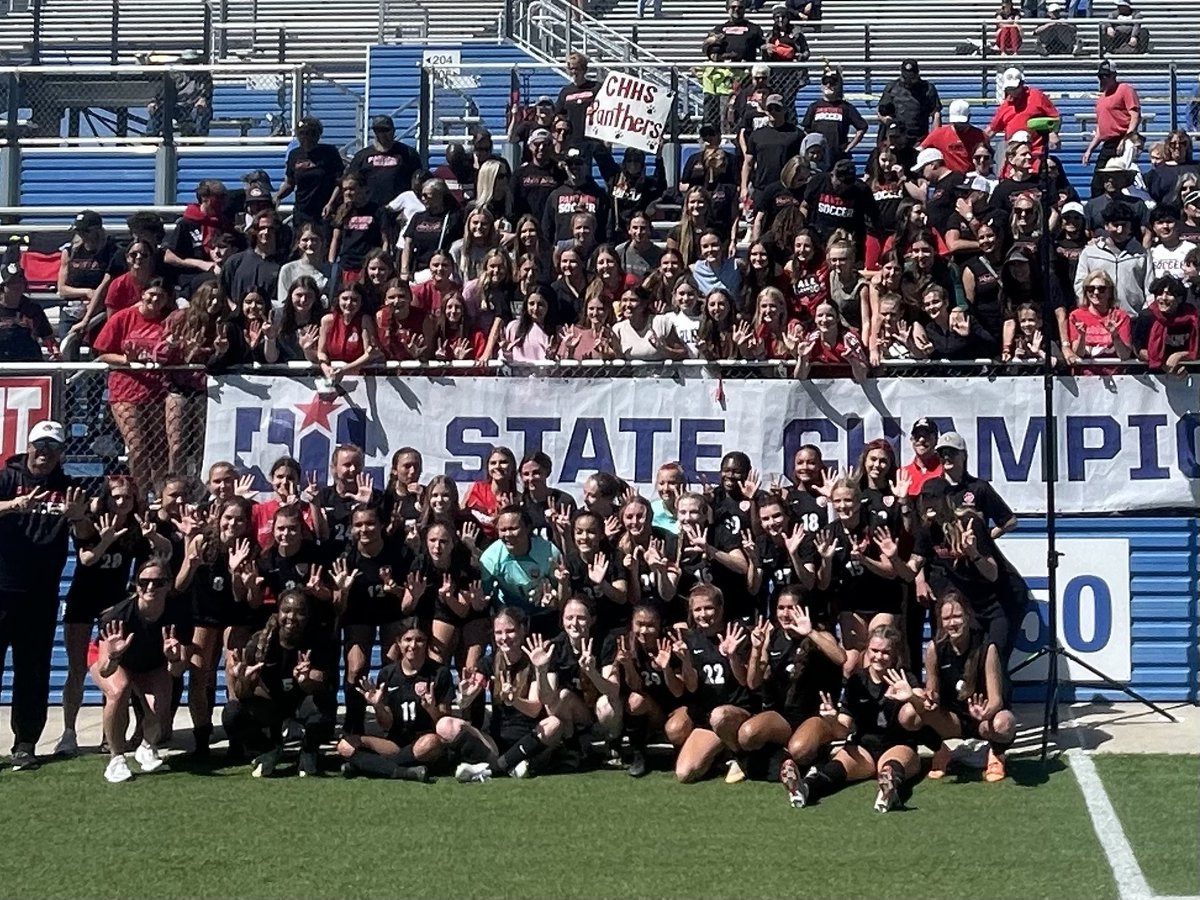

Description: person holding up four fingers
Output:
[666,584,754,784]
[222,589,338,778]
[91,559,192,783]
[337,617,451,782]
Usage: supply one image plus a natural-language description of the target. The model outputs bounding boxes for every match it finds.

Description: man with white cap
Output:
[1082,59,1141,197]
[0,420,88,771]
[1032,0,1078,55]
[919,99,988,174]
[906,147,965,234]
[984,67,1061,164]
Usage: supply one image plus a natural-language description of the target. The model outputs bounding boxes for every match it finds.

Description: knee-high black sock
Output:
[803,758,847,802]
[391,745,418,767]
[348,751,401,778]
[918,726,944,753]
[624,713,649,753]
[343,689,366,735]
[449,730,493,765]
[496,732,544,773]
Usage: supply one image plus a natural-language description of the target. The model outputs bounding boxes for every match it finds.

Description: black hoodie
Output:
[0,453,75,592]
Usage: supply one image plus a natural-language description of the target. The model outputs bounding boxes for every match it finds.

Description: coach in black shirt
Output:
[741,94,804,205]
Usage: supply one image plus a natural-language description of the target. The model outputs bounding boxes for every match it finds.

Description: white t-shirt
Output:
[668,310,703,357]
[1150,240,1197,281]
[613,314,676,361]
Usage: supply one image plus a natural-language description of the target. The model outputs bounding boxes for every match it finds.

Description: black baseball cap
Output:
[901,59,920,74]
[73,210,102,232]
[911,417,939,437]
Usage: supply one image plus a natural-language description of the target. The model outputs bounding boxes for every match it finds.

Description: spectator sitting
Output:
[0,262,58,362]
[919,100,988,174]
[1104,0,1149,53]
[1134,274,1199,373]
[1067,270,1134,366]
[994,0,1023,54]
[1033,0,1079,55]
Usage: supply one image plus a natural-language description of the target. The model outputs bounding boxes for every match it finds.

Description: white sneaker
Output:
[104,754,134,784]
[509,759,530,779]
[251,747,283,779]
[54,729,79,758]
[724,758,747,784]
[134,741,165,773]
[455,761,492,783]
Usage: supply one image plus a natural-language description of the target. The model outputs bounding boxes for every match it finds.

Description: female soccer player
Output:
[749,495,816,614]
[788,624,921,812]
[442,608,566,781]
[337,618,453,782]
[331,504,416,735]
[557,511,628,635]
[665,584,753,784]
[250,456,327,549]
[740,588,845,789]
[918,590,1016,782]
[675,491,752,625]
[543,597,623,761]
[609,605,685,776]
[409,521,485,665]
[90,559,191,783]
[222,589,338,778]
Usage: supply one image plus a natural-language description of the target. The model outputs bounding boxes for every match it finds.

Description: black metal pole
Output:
[110,0,119,66]
[31,0,42,64]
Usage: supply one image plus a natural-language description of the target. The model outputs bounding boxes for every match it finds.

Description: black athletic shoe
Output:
[627,750,648,778]
[395,765,430,783]
[10,748,39,771]
[298,750,319,778]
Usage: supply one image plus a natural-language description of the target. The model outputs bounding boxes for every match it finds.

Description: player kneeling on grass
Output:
[917,590,1015,782]
[609,605,686,777]
[785,624,921,812]
[337,617,451,782]
[222,589,338,778]
[444,607,565,781]
[544,596,623,766]
[739,587,845,789]
[91,559,192,784]
[665,584,754,784]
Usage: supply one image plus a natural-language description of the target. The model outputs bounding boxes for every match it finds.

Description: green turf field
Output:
[1092,754,1200,898]
[4,751,1170,900]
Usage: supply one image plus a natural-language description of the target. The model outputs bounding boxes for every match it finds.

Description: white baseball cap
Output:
[911,147,945,172]
[948,99,971,124]
[1000,67,1024,90]
[28,420,66,446]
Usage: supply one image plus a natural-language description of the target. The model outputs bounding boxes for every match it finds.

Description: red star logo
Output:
[295,395,339,430]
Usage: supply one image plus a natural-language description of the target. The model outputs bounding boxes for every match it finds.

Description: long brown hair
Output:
[932,589,985,701]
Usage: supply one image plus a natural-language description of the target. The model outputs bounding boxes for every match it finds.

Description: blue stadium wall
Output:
[3,515,1195,706]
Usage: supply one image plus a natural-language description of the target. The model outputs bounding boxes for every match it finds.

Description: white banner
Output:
[584,72,674,153]
[1001,536,1132,682]
[203,374,1200,514]
[0,376,53,459]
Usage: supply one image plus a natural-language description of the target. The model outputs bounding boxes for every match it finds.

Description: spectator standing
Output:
[1148,207,1197,281]
[542,149,610,245]
[907,148,966,235]
[919,100,987,174]
[741,94,804,208]
[707,0,765,62]
[345,115,424,212]
[984,68,1062,164]
[555,53,617,181]
[877,59,942,146]
[0,420,83,770]
[1073,203,1155,315]
[1083,158,1149,235]
[1134,275,1199,373]
[801,69,867,165]
[513,129,562,222]
[1082,60,1140,197]
[276,117,345,234]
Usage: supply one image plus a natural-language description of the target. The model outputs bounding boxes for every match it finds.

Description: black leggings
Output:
[222,689,337,754]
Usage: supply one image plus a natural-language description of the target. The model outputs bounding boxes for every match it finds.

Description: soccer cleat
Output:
[104,754,134,784]
[724,758,747,784]
[509,759,531,779]
[251,747,283,779]
[455,761,492,783]
[298,750,319,778]
[54,730,79,758]
[927,744,952,780]
[627,751,647,778]
[779,758,807,808]
[133,741,166,773]
[395,765,430,783]
[10,748,39,771]
[874,766,899,813]
[984,750,1007,783]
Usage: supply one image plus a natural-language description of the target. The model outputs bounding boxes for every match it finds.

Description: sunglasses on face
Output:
[1085,285,1108,294]
[137,577,169,589]
[31,439,63,451]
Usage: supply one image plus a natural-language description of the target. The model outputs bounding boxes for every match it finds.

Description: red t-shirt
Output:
[251,498,316,549]
[1068,305,1132,357]
[1095,82,1139,142]
[902,455,944,496]
[412,279,458,313]
[92,306,169,403]
[988,87,1060,158]
[919,124,988,174]
[376,305,429,360]
[103,272,145,314]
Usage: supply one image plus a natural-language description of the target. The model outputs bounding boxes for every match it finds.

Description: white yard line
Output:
[1068,741,1200,900]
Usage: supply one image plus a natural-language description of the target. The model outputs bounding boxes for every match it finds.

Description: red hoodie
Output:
[181,202,232,254]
